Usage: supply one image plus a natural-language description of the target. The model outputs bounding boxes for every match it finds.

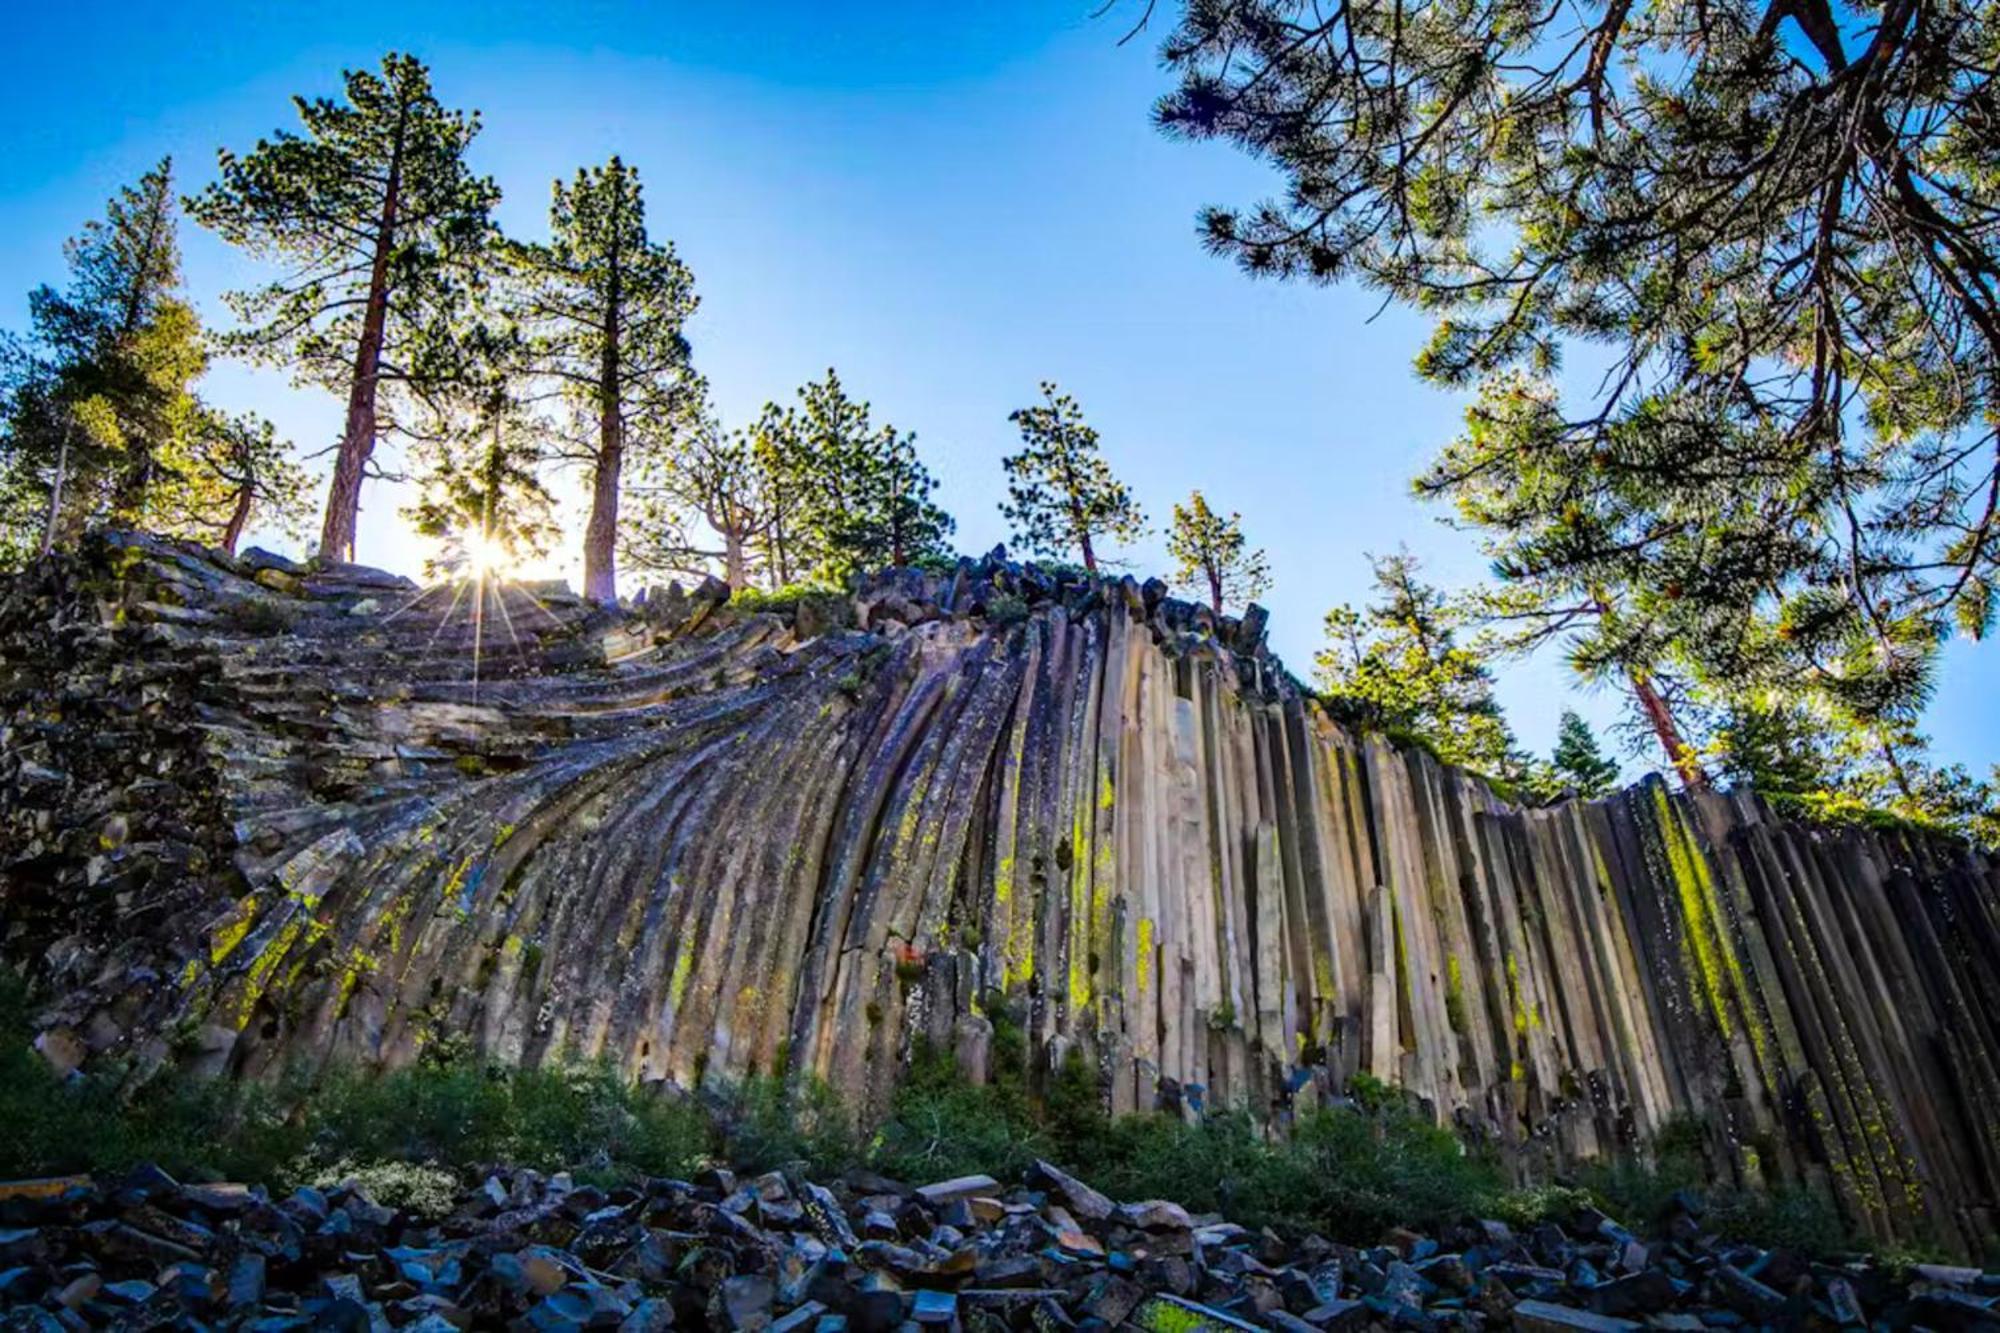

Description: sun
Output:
[459,528,516,581]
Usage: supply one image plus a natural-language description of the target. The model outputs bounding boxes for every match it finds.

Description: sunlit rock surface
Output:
[3,532,1997,1254]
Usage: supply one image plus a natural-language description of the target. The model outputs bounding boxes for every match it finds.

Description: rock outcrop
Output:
[3,534,1997,1255]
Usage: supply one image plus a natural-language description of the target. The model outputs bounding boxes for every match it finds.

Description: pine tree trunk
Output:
[317,117,405,564]
[109,169,173,525]
[581,206,624,604]
[221,484,254,556]
[1207,565,1223,617]
[1877,736,1918,801]
[582,354,622,602]
[583,409,622,603]
[1629,669,1709,790]
[723,527,747,590]
[771,516,791,588]
[41,427,70,557]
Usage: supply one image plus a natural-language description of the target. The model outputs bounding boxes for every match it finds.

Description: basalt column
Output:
[3,534,1996,1254]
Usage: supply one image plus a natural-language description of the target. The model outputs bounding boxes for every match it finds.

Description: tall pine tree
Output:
[191,53,498,563]
[1000,383,1145,573]
[505,156,698,602]
[1,158,207,562]
[1167,489,1270,615]
[1315,552,1522,776]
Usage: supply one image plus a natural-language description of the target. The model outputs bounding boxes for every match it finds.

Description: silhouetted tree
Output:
[404,385,557,580]
[504,156,697,602]
[192,53,498,563]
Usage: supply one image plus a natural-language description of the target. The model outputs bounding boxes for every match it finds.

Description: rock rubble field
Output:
[1,1158,1996,1332]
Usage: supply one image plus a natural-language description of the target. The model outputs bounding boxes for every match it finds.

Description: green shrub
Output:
[0,970,1890,1258]
[867,1041,1048,1183]
[718,1073,857,1175]
[308,1159,461,1217]
[0,971,709,1188]
[984,592,1030,626]
[729,582,841,617]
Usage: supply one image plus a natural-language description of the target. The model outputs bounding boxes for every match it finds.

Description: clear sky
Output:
[4,0,1993,778]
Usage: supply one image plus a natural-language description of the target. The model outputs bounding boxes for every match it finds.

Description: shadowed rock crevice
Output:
[3,532,1997,1255]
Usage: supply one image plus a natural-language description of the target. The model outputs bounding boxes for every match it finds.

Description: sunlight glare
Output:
[459,529,515,581]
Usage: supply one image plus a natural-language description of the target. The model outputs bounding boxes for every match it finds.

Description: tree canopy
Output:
[1000,383,1146,573]
[191,52,498,562]
[1168,489,1271,615]
[0,159,306,566]
[1315,552,1521,776]
[505,156,698,601]
[1144,0,2000,830]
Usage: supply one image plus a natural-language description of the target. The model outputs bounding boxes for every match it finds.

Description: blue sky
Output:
[4,0,1993,777]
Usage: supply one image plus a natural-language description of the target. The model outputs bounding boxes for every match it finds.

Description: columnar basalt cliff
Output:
[3,534,1997,1254]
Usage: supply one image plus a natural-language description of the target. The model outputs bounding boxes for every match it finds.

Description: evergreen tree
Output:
[0,159,207,561]
[751,370,953,584]
[624,406,770,590]
[504,156,698,602]
[857,424,954,571]
[404,386,557,580]
[150,409,311,555]
[1714,694,2000,847]
[191,53,498,563]
[1000,383,1145,573]
[1167,489,1269,615]
[1315,552,1521,775]
[1549,710,1620,800]
[1145,0,2000,780]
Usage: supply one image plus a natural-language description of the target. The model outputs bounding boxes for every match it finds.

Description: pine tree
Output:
[1000,383,1145,573]
[191,53,499,563]
[624,404,770,590]
[0,159,207,562]
[404,386,557,580]
[1167,489,1269,615]
[1549,710,1620,800]
[150,409,311,555]
[503,156,698,603]
[1714,694,2000,848]
[1151,0,2000,727]
[749,370,953,584]
[856,423,954,571]
[1314,552,1521,775]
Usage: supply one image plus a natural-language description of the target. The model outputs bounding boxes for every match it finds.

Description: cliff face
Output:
[2,533,1997,1252]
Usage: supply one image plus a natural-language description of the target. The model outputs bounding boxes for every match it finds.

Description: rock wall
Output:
[3,534,1997,1254]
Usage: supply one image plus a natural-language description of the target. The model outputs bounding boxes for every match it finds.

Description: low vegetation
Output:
[0,973,1865,1258]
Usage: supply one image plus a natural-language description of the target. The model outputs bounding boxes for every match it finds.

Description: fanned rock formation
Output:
[3,533,1997,1255]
